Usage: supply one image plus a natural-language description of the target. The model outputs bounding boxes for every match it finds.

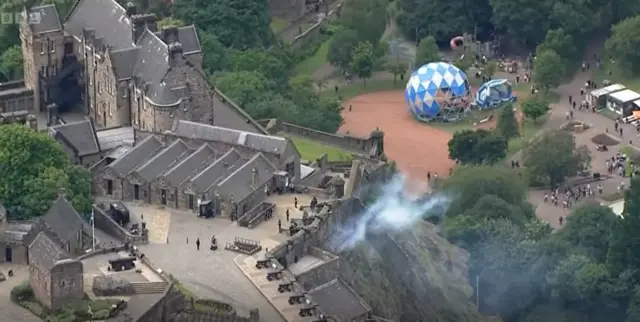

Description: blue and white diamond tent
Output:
[404,62,472,122]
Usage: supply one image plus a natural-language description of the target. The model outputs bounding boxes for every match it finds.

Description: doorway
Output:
[161,190,167,205]
[133,184,140,200]
[5,246,12,263]
[188,194,194,210]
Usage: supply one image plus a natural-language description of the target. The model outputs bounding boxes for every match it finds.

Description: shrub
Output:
[93,309,111,319]
[10,281,33,302]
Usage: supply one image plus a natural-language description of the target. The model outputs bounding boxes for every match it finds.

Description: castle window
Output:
[39,42,44,54]
[51,43,55,53]
[40,66,44,75]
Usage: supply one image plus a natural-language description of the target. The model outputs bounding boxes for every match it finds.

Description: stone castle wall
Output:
[263,119,382,159]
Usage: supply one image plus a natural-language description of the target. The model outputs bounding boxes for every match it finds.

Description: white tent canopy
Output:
[590,83,626,98]
[609,89,640,103]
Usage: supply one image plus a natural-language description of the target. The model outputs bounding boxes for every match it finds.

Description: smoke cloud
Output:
[329,174,451,252]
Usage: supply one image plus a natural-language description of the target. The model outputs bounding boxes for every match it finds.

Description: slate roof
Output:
[135,139,192,181]
[217,153,277,202]
[64,0,135,50]
[171,120,288,155]
[4,222,33,242]
[110,48,139,80]
[28,231,71,270]
[154,25,202,54]
[109,135,163,176]
[162,144,216,186]
[41,197,85,244]
[50,119,100,156]
[191,148,242,192]
[308,279,371,321]
[27,4,62,35]
[96,126,135,150]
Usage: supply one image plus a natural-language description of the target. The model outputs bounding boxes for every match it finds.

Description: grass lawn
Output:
[270,17,289,34]
[290,136,353,161]
[320,79,403,100]
[592,61,640,92]
[295,38,332,76]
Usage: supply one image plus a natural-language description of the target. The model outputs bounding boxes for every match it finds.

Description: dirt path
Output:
[338,90,455,182]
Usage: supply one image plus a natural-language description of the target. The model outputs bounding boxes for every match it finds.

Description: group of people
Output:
[544,183,602,210]
[606,153,631,177]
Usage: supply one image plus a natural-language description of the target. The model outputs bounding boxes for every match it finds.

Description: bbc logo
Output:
[0,12,41,25]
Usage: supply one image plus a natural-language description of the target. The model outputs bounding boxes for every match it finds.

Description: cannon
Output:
[299,305,318,317]
[266,270,283,281]
[255,259,271,269]
[278,282,294,293]
[288,294,307,305]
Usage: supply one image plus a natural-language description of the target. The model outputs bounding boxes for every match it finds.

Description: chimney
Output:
[125,2,136,16]
[251,168,258,187]
[161,25,179,44]
[131,14,158,42]
[168,42,183,63]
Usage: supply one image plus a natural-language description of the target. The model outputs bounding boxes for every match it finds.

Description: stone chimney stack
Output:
[330,176,345,198]
[161,26,179,44]
[125,2,136,17]
[251,168,258,187]
[168,42,183,65]
[131,13,158,42]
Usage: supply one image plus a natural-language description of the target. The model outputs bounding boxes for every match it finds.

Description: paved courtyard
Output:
[0,264,41,322]
[129,193,321,322]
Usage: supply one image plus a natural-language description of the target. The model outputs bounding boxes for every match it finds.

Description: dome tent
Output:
[474,79,516,109]
[404,62,472,122]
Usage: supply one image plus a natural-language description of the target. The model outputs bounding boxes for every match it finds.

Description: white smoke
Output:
[329,174,451,252]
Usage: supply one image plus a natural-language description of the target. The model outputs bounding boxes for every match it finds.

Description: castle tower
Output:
[20,4,64,113]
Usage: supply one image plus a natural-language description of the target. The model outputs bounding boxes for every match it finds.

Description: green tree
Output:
[227,49,291,87]
[548,254,611,303]
[387,60,407,85]
[214,71,273,107]
[489,0,552,46]
[496,103,519,139]
[533,50,565,90]
[350,42,375,86]
[172,0,272,49]
[328,29,360,72]
[523,129,592,186]
[442,165,531,218]
[484,60,497,78]
[0,124,91,219]
[628,287,640,322]
[606,16,640,75]
[415,36,440,66]
[559,203,617,261]
[157,17,185,28]
[607,177,640,274]
[522,94,551,123]
[339,0,387,44]
[199,31,228,74]
[536,28,577,62]
[0,45,22,82]
[448,129,507,165]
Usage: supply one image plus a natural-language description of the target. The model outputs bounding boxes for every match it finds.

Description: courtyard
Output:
[124,193,321,322]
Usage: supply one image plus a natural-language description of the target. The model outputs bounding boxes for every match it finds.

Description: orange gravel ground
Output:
[338,90,455,183]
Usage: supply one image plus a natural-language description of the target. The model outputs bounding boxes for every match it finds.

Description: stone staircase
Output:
[131,281,168,294]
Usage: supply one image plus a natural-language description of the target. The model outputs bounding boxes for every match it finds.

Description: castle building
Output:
[16,0,266,133]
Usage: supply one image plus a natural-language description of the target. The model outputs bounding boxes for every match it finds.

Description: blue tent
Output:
[474,79,516,109]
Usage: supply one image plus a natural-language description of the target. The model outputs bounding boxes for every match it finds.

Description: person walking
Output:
[196,238,200,250]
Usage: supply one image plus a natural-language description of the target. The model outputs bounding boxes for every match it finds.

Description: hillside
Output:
[335,220,497,322]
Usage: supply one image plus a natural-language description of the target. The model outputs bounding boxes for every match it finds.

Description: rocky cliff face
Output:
[334,221,496,322]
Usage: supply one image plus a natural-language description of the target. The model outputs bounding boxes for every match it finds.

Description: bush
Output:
[11,281,33,302]
[194,299,233,313]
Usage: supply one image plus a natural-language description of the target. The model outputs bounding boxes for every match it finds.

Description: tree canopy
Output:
[448,129,507,165]
[0,124,92,219]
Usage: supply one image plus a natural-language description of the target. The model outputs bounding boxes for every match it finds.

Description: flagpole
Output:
[91,208,96,251]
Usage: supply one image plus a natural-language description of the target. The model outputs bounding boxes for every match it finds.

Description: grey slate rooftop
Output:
[190,148,242,192]
[109,135,163,176]
[308,278,371,321]
[96,126,135,151]
[50,119,100,156]
[29,231,71,270]
[217,153,277,202]
[64,0,135,50]
[28,4,62,35]
[135,139,192,182]
[171,120,288,155]
[41,197,86,244]
[162,144,216,186]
